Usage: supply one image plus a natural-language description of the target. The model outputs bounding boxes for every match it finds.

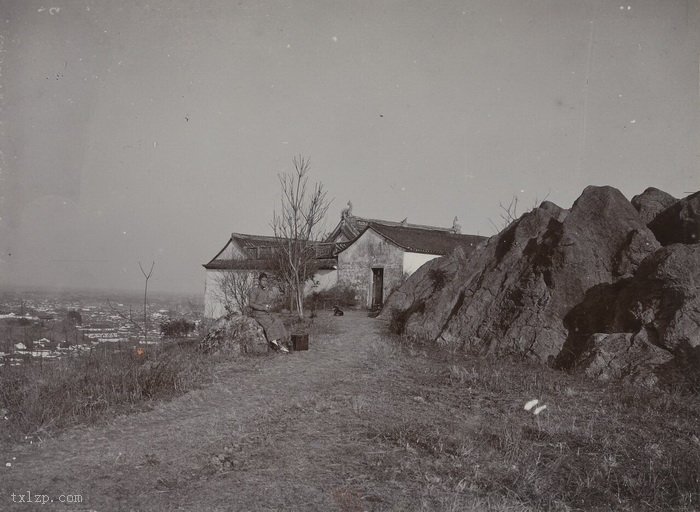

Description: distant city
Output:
[0,289,203,367]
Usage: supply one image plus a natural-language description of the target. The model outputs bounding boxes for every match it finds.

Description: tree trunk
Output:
[143,279,148,343]
[295,275,304,319]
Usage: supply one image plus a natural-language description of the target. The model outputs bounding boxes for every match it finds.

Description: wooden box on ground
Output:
[291,334,309,351]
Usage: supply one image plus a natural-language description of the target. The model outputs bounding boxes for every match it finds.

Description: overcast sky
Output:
[1,0,698,294]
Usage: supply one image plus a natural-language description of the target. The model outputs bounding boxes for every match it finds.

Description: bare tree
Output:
[488,192,551,233]
[271,155,331,319]
[488,196,520,233]
[210,245,256,317]
[213,269,254,317]
[139,261,155,343]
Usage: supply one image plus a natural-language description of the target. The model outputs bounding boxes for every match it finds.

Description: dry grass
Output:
[191,321,699,510]
[0,340,210,440]
[359,334,700,511]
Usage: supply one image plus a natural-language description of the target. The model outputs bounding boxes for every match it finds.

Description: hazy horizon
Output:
[1,0,698,295]
[0,282,203,298]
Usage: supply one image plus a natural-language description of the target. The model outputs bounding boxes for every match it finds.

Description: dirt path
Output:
[3,311,466,511]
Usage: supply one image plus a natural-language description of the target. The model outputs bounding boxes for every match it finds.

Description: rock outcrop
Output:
[384,186,659,361]
[383,185,699,389]
[648,191,700,245]
[631,187,678,224]
[199,316,268,355]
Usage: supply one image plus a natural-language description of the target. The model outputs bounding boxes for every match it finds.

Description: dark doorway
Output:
[371,268,384,309]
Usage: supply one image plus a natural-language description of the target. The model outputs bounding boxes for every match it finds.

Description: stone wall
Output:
[337,229,405,308]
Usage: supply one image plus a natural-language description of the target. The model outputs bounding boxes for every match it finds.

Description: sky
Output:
[0,0,698,294]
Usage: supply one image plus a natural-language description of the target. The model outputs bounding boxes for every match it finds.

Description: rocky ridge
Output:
[382,185,700,389]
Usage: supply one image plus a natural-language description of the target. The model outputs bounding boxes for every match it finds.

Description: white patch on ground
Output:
[524,399,539,411]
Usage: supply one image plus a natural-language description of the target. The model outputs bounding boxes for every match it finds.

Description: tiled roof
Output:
[230,233,286,249]
[362,223,486,255]
[203,233,339,270]
[231,233,337,254]
[204,257,337,271]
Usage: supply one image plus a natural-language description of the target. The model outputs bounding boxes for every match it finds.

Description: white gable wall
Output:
[403,252,442,275]
[304,268,338,295]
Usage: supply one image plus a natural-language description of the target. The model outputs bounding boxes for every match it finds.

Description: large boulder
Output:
[385,186,660,363]
[648,191,700,245]
[631,187,678,224]
[619,244,700,352]
[199,316,268,355]
[559,243,700,366]
[545,241,700,389]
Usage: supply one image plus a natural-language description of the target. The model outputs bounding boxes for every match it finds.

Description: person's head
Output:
[258,272,268,288]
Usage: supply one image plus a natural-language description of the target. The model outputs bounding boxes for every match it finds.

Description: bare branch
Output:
[489,190,554,234]
[139,260,155,279]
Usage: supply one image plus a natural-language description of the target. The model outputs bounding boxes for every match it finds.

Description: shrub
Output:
[66,309,82,325]
[306,284,358,311]
[427,267,449,292]
[160,318,196,337]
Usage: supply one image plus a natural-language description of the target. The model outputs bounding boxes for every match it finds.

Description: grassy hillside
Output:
[1,312,697,511]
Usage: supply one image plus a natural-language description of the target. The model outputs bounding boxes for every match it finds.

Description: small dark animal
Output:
[333,305,344,316]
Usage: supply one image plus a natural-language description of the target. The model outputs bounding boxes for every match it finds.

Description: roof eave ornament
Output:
[452,216,462,234]
[341,200,353,221]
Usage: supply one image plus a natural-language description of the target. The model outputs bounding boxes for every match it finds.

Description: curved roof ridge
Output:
[355,216,454,232]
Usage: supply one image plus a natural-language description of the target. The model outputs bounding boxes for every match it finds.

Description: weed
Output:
[160,318,196,337]
[389,300,426,335]
[0,341,210,439]
[427,267,449,292]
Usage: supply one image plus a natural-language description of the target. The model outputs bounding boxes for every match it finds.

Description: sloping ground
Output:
[382,186,700,389]
[0,312,499,511]
[1,311,699,511]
